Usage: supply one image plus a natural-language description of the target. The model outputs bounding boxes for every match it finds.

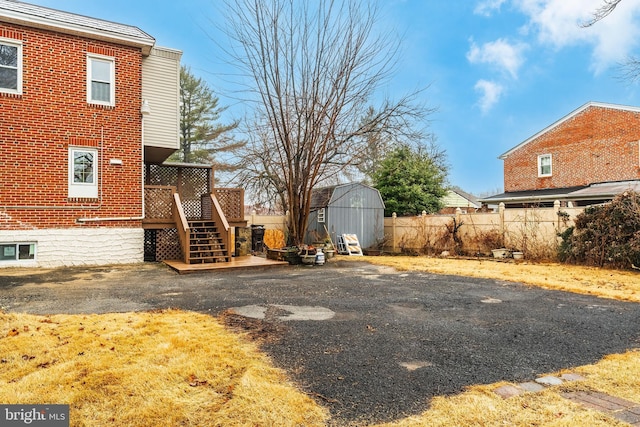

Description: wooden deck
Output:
[163,255,289,274]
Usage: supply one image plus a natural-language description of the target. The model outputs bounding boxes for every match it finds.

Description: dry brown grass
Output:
[341,255,640,302]
[0,309,328,426]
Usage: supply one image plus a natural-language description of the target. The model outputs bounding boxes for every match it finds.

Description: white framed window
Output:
[317,208,326,223]
[87,54,115,106]
[0,38,22,95]
[538,154,552,177]
[69,147,98,198]
[0,243,36,262]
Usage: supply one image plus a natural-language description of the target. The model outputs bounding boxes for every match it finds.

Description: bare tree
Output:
[581,0,623,27]
[581,0,640,82]
[224,0,435,245]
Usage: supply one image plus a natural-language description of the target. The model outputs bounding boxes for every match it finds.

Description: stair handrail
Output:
[206,193,232,261]
[172,192,190,264]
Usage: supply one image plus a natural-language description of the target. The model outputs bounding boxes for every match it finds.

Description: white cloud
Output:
[467,38,528,78]
[474,80,504,113]
[474,0,507,16]
[515,0,640,74]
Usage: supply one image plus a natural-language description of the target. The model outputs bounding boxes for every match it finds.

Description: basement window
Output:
[0,243,36,261]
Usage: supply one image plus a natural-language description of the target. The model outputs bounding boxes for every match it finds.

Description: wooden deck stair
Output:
[188,220,229,264]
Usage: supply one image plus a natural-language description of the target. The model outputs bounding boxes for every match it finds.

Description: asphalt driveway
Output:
[1,261,639,425]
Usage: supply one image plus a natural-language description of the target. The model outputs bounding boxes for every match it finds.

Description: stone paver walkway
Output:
[494,373,640,425]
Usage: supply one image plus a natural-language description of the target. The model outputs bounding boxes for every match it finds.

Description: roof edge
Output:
[498,101,640,160]
[479,193,572,203]
[0,5,156,54]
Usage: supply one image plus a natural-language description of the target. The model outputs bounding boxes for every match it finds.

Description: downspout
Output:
[76,100,150,223]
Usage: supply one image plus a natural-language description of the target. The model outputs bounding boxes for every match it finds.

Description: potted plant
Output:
[299,245,317,265]
[322,238,336,260]
[491,248,510,258]
[284,247,302,265]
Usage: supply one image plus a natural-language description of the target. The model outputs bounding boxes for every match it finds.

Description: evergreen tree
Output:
[170,66,243,169]
[372,144,448,216]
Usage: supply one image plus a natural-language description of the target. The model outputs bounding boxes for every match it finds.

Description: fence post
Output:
[553,200,560,231]
[499,202,505,246]
[392,212,398,253]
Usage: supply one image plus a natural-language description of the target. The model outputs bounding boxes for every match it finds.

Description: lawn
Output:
[1,257,639,426]
[0,310,328,426]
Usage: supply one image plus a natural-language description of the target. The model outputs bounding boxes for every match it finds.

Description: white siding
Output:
[142,47,182,151]
[441,190,480,209]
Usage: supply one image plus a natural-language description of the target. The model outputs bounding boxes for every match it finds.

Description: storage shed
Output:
[306,183,385,250]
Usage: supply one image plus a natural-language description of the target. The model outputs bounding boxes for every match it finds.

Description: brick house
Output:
[0,1,244,267]
[482,102,640,208]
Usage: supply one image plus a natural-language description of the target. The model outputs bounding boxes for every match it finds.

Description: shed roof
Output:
[310,183,383,209]
[0,0,155,54]
[499,102,640,160]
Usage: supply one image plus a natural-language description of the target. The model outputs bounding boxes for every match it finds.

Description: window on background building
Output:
[0,39,22,94]
[87,55,114,105]
[0,243,36,261]
[538,154,552,177]
[68,147,98,198]
[317,208,325,223]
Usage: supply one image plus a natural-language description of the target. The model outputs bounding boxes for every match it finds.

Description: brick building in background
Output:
[0,0,182,267]
[482,102,640,208]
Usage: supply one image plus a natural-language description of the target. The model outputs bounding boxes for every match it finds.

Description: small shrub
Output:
[467,229,504,256]
[558,191,640,269]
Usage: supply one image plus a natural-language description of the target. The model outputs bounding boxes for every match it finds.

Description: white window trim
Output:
[68,147,99,198]
[0,37,23,95]
[0,242,36,262]
[317,208,326,223]
[537,154,552,177]
[87,53,115,106]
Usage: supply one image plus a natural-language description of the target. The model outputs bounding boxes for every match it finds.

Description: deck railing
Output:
[145,186,244,226]
[145,185,242,263]
[212,188,245,224]
[172,193,190,264]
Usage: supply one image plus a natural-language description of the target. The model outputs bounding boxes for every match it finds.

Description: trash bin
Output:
[251,225,265,253]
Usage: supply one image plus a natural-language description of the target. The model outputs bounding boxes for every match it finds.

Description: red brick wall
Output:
[504,106,640,192]
[0,23,143,229]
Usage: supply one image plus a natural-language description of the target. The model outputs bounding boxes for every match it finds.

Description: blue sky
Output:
[29,0,640,195]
